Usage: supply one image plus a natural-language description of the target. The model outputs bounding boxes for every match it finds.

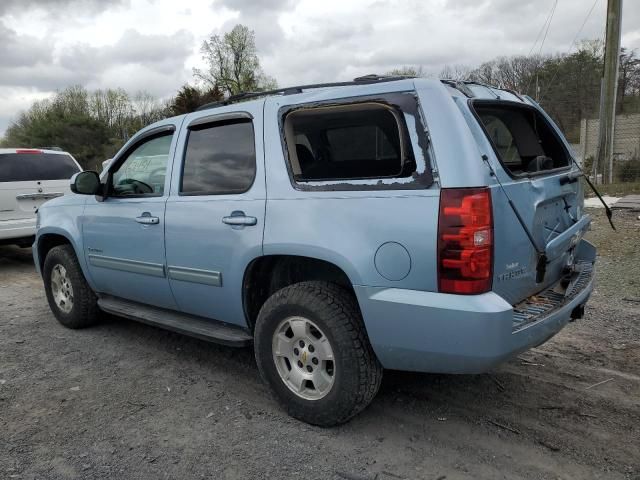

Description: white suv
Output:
[0,148,81,247]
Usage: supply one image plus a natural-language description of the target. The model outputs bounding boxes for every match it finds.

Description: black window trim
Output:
[469,99,572,180]
[178,113,257,197]
[105,125,176,199]
[278,92,433,192]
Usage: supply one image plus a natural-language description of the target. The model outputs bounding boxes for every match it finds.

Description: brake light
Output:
[15,149,42,154]
[438,187,493,294]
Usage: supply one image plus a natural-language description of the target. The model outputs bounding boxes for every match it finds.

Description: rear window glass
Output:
[0,153,80,182]
[474,103,570,176]
[181,120,256,195]
[283,103,413,181]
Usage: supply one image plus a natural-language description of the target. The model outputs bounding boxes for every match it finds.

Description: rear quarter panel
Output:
[263,83,444,291]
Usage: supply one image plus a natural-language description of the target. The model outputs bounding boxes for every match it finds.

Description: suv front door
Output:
[164,106,265,327]
[82,124,179,309]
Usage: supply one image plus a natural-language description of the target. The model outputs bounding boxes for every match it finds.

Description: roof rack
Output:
[440,79,475,98]
[195,74,414,111]
[441,80,526,101]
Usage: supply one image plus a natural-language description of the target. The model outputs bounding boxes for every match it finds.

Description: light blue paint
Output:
[35,78,596,373]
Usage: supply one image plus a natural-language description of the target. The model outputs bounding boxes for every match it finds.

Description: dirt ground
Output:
[1,209,639,480]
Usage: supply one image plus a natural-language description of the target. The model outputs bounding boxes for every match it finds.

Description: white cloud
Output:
[1,0,639,136]
[0,88,54,137]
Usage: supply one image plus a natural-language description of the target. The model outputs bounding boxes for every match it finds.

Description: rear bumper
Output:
[0,218,36,242]
[355,243,596,374]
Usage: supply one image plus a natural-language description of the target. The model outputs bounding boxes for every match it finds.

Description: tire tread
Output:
[43,244,100,329]
[254,281,382,426]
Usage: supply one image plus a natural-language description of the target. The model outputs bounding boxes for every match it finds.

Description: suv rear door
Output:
[469,100,589,304]
[0,149,80,223]
[164,105,265,327]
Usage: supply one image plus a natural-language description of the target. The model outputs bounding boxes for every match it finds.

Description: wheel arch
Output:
[242,254,357,331]
[35,228,92,287]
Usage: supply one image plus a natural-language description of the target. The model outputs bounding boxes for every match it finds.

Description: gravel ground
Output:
[1,209,639,480]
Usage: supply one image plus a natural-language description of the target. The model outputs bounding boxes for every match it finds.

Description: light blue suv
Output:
[34,77,596,426]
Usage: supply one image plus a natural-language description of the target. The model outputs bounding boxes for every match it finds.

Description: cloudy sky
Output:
[1,0,639,135]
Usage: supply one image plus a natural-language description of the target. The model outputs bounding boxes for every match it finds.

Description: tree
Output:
[170,84,224,115]
[385,66,426,77]
[467,55,548,93]
[1,85,172,169]
[2,108,111,170]
[439,64,471,81]
[617,48,640,113]
[194,24,277,96]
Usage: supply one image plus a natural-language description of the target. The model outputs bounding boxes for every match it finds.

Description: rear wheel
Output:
[43,245,100,329]
[254,281,382,426]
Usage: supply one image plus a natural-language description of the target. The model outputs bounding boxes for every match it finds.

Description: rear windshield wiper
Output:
[560,160,616,230]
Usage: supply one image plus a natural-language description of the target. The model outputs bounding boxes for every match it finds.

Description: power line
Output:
[538,0,602,102]
[537,0,558,56]
[528,0,558,56]
[525,0,558,96]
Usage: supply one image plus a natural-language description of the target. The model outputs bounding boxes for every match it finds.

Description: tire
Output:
[254,281,382,426]
[43,244,100,329]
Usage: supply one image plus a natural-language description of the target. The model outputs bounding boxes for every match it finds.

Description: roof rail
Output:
[441,80,526,101]
[195,74,414,111]
[440,79,475,98]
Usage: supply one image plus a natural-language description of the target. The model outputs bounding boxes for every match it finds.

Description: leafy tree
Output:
[2,108,111,170]
[194,24,277,96]
[1,85,171,169]
[170,84,224,115]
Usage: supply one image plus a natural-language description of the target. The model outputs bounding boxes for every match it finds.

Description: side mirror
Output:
[71,171,101,195]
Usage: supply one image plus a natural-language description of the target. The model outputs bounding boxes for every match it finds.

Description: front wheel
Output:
[254,281,382,426]
[43,244,100,329]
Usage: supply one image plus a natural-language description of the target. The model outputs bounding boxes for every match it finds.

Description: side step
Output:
[97,295,252,347]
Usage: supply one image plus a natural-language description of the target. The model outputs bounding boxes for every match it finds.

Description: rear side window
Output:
[473,102,570,176]
[0,153,80,182]
[181,120,256,195]
[283,103,412,181]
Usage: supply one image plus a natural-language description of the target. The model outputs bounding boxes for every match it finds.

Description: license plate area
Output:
[512,260,593,332]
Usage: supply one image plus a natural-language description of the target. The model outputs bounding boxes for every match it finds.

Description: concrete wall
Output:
[578,113,640,162]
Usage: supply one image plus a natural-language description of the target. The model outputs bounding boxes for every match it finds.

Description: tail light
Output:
[438,187,493,294]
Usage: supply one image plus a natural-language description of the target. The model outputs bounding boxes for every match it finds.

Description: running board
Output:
[97,296,252,347]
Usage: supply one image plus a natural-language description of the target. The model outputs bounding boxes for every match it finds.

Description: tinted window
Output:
[284,104,410,181]
[111,134,172,196]
[475,103,570,176]
[181,120,256,195]
[0,153,80,182]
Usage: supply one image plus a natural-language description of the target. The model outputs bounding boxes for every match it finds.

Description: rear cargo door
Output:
[0,151,80,222]
[470,101,589,304]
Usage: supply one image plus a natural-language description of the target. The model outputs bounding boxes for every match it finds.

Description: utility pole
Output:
[594,0,623,184]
